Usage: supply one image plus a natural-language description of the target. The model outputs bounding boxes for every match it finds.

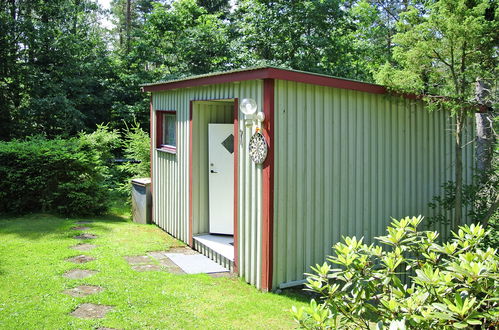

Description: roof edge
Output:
[141,66,394,96]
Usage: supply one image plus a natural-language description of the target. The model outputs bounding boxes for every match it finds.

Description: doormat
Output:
[165,253,229,274]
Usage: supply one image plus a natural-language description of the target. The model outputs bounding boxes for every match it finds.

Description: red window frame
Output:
[156,110,177,153]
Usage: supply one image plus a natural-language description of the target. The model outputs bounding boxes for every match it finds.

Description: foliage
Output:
[231,0,368,80]
[0,0,115,140]
[291,216,499,329]
[374,0,498,227]
[375,0,498,98]
[121,122,151,179]
[0,133,118,216]
[116,121,151,199]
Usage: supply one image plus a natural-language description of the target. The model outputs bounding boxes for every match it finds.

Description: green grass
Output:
[0,213,307,329]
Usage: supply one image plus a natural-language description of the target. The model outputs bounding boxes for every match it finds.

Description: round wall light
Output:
[240,98,257,115]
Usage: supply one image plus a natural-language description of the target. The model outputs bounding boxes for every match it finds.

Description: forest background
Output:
[0,0,497,225]
[4,0,495,139]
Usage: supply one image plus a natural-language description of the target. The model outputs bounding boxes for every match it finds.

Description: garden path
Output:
[63,220,231,323]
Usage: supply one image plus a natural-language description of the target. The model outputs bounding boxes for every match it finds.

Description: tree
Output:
[230,0,368,80]
[0,0,114,139]
[348,0,426,78]
[375,0,498,228]
[196,0,229,14]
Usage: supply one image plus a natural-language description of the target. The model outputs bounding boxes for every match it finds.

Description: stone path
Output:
[66,255,96,264]
[63,269,98,279]
[64,221,113,321]
[71,303,113,319]
[74,233,97,240]
[62,219,232,324]
[64,285,103,297]
[72,226,91,231]
[70,243,97,251]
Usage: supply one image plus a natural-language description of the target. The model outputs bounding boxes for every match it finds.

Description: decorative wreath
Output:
[248,131,268,164]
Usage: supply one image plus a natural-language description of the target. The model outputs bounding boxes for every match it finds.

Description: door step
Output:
[193,234,234,271]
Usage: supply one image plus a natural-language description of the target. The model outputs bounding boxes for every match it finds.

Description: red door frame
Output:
[188,99,240,273]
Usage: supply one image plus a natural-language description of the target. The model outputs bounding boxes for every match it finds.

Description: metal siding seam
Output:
[305,83,314,272]
[315,85,324,269]
[324,86,333,258]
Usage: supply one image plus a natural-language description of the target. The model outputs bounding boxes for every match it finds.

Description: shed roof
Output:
[141,66,388,95]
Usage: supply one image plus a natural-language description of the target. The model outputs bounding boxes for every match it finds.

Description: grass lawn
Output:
[0,211,307,329]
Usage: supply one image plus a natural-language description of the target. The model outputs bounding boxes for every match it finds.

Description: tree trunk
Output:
[475,79,494,179]
[454,112,465,228]
[126,0,131,54]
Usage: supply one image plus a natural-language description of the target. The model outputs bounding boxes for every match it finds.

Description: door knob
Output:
[210,170,218,173]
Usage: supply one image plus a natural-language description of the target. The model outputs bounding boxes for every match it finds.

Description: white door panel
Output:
[208,124,234,235]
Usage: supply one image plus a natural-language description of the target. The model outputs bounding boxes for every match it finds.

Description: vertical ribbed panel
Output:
[151,80,264,288]
[272,80,475,288]
[192,101,233,235]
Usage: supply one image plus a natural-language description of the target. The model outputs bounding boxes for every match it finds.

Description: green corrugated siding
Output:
[151,80,264,288]
[272,80,474,288]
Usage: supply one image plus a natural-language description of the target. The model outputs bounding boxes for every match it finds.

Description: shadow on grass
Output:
[0,210,129,241]
[278,286,317,304]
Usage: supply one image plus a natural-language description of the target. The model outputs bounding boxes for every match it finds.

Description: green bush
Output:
[0,131,118,216]
[120,121,150,179]
[291,217,499,329]
[115,122,151,200]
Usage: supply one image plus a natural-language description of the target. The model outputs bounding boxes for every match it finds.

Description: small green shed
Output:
[141,67,474,291]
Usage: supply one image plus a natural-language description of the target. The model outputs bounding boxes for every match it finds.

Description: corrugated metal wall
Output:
[272,80,475,288]
[151,80,264,288]
[192,101,234,235]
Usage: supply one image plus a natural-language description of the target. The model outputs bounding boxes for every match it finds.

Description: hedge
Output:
[0,137,110,216]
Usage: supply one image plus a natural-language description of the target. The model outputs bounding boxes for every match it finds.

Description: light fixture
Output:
[240,98,257,115]
[240,98,264,128]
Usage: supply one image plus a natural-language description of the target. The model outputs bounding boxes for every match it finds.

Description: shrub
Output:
[115,122,151,199]
[0,133,115,216]
[291,216,499,329]
[120,121,150,179]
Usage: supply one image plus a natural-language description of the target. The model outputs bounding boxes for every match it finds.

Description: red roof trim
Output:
[143,69,271,92]
[266,67,387,94]
[142,67,388,95]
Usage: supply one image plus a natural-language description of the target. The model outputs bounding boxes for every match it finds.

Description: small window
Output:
[156,111,176,153]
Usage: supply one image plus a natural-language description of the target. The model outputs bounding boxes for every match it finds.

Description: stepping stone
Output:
[209,272,235,278]
[131,264,161,272]
[167,247,198,255]
[63,285,103,297]
[147,251,170,260]
[63,269,98,279]
[153,256,185,274]
[70,243,97,251]
[74,233,97,240]
[72,226,91,231]
[124,256,151,265]
[71,303,113,319]
[66,255,95,264]
[76,221,93,224]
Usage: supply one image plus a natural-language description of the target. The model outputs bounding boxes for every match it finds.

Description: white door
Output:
[208,124,234,235]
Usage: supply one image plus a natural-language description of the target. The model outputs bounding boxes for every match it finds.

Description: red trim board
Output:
[149,96,154,223]
[142,67,388,96]
[188,101,194,246]
[261,79,275,291]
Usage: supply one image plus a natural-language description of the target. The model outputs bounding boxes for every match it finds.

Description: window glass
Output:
[162,113,176,147]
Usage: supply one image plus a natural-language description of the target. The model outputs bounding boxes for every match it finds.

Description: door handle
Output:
[210,170,218,173]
